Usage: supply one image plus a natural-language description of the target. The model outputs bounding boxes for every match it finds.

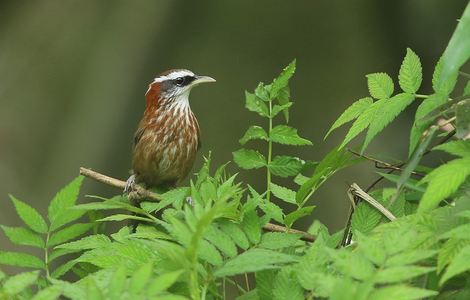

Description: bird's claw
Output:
[124,175,136,194]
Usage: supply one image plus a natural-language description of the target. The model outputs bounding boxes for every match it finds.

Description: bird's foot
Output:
[124,175,136,194]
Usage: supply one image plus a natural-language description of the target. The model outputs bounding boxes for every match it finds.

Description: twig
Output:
[79,167,316,242]
[349,183,396,221]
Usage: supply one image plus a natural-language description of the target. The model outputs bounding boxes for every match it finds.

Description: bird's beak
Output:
[193,75,216,85]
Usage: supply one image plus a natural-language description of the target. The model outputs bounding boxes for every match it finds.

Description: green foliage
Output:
[2,5,470,298]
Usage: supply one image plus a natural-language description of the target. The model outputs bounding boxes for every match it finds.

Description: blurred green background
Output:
[1,0,469,248]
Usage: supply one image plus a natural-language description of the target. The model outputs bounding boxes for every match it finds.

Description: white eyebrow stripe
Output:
[152,70,195,83]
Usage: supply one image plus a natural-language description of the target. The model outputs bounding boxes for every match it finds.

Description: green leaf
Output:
[409,93,447,155]
[245,91,269,117]
[48,223,93,247]
[464,80,470,96]
[255,82,270,102]
[438,238,470,273]
[270,59,296,100]
[3,271,39,295]
[351,200,382,235]
[269,183,296,204]
[96,214,153,223]
[130,263,153,294]
[148,270,184,295]
[434,4,470,94]
[362,93,415,152]
[199,239,223,266]
[434,140,470,157]
[272,268,303,300]
[240,126,268,145]
[48,176,84,231]
[49,248,80,263]
[219,220,250,250]
[284,206,315,228]
[398,48,422,94]
[369,285,437,300]
[242,210,262,244]
[330,249,375,280]
[32,285,62,300]
[456,99,470,139]
[375,266,434,283]
[146,187,190,212]
[386,250,437,267]
[55,234,111,250]
[107,266,126,299]
[270,125,311,146]
[256,270,276,300]
[214,248,298,277]
[0,251,44,268]
[325,97,373,139]
[419,157,470,212]
[10,195,48,234]
[51,260,77,278]
[259,232,301,250]
[268,156,303,177]
[233,149,266,170]
[339,99,385,149]
[259,201,284,223]
[440,245,470,285]
[271,102,293,119]
[0,226,44,248]
[205,224,238,258]
[367,72,394,99]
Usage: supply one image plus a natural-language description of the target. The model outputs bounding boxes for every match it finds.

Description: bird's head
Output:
[146,69,216,109]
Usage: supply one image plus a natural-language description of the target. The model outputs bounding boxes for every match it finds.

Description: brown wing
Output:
[133,127,146,149]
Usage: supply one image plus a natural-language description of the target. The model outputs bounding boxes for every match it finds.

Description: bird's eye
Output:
[175,77,185,86]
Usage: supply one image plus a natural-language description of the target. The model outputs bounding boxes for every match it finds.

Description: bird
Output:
[124,69,216,197]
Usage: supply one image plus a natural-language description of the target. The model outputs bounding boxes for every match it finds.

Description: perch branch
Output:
[79,167,315,242]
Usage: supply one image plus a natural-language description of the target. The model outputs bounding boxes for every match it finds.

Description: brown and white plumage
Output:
[129,69,215,189]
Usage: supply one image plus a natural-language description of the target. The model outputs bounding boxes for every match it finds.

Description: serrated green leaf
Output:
[375,266,434,283]
[438,238,470,273]
[245,91,269,117]
[242,210,262,244]
[86,277,104,300]
[32,285,62,300]
[240,126,268,145]
[259,201,284,223]
[199,239,223,266]
[362,93,415,152]
[464,80,470,96]
[48,223,93,247]
[284,206,315,228]
[272,268,303,300]
[386,250,437,267]
[434,4,470,95]
[259,232,301,250]
[0,226,44,248]
[107,266,126,299]
[55,234,111,250]
[144,187,190,213]
[51,260,77,279]
[269,183,296,204]
[0,251,44,268]
[219,220,250,250]
[256,270,276,300]
[48,176,84,231]
[339,99,384,149]
[214,248,298,277]
[255,82,270,102]
[399,48,422,94]
[130,263,153,294]
[3,271,39,295]
[440,245,470,285]
[325,97,373,139]
[148,270,184,295]
[268,156,303,177]
[271,102,293,119]
[233,149,266,170]
[10,195,48,234]
[351,200,382,235]
[367,72,394,99]
[270,59,296,100]
[369,285,437,300]
[205,224,238,258]
[409,93,447,156]
[419,157,470,212]
[97,214,153,223]
[435,140,470,157]
[330,249,375,280]
[355,231,386,266]
[49,248,80,263]
[456,99,470,139]
[270,125,311,146]
[378,172,425,193]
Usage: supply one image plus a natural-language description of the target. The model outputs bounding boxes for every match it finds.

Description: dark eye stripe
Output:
[174,76,195,86]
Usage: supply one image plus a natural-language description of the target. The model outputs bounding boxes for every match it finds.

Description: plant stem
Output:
[44,232,50,279]
[266,100,273,202]
[415,94,429,99]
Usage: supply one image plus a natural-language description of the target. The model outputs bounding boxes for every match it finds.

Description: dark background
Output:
[1,1,468,250]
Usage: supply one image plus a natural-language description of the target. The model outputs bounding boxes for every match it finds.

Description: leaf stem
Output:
[44,232,50,280]
[266,100,273,202]
[415,94,429,99]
